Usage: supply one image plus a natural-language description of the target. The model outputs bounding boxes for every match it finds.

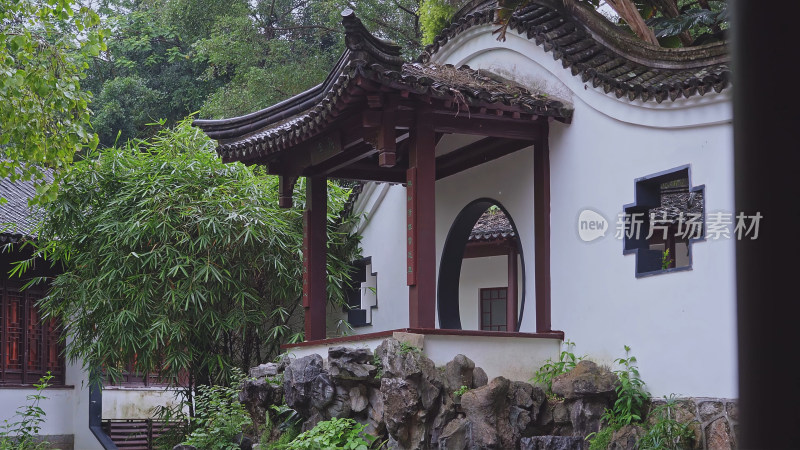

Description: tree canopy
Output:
[18,119,361,388]
[85,0,425,147]
[0,0,107,201]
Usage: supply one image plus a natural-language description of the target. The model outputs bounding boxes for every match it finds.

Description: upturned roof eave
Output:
[419,0,730,103]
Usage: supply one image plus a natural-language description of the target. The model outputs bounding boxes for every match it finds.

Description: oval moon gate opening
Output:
[437,199,525,331]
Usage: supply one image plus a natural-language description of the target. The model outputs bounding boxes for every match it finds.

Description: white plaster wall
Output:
[0,355,102,448]
[348,183,411,334]
[69,360,102,450]
[458,255,523,331]
[282,332,560,383]
[102,388,184,420]
[0,360,188,448]
[0,386,74,436]
[422,26,737,398]
[423,334,560,382]
[459,256,507,330]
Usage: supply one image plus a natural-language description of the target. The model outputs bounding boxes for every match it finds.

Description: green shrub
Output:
[586,346,652,449]
[639,394,696,450]
[398,341,421,356]
[586,425,615,450]
[0,373,53,450]
[453,385,470,397]
[606,345,649,426]
[265,423,300,449]
[273,417,376,450]
[181,371,252,450]
[531,339,582,397]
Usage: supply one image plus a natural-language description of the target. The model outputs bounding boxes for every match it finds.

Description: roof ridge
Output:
[417,0,730,103]
[341,9,405,70]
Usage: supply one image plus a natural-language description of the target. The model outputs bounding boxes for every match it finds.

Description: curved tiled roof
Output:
[193,9,572,162]
[649,189,704,224]
[419,0,730,103]
[0,171,49,242]
[469,208,515,241]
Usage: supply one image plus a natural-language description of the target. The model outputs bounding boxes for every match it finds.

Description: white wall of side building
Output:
[351,25,736,399]
[0,357,185,448]
[0,358,101,449]
[347,182,411,333]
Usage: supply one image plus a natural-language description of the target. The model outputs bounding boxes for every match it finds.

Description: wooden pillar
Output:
[303,176,327,341]
[407,113,436,329]
[507,244,518,332]
[534,124,551,333]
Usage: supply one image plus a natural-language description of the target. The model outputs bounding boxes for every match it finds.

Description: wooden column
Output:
[303,176,327,341]
[534,124,552,333]
[507,244,518,332]
[407,113,436,329]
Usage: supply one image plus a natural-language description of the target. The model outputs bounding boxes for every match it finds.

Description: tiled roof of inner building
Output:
[649,189,704,224]
[469,208,515,241]
[0,171,50,243]
[419,0,730,103]
[192,9,572,163]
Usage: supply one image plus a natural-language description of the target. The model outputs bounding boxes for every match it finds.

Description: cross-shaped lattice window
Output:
[622,165,706,277]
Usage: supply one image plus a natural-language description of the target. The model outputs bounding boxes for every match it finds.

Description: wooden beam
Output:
[407,112,436,329]
[462,239,513,259]
[307,143,377,176]
[303,176,327,341]
[534,124,551,333]
[327,167,407,183]
[507,244,518,332]
[430,112,543,140]
[278,175,298,209]
[436,137,532,180]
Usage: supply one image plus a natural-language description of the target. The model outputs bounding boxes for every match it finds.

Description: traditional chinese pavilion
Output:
[194,0,734,401]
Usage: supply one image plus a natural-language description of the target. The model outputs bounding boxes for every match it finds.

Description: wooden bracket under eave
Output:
[278,175,298,209]
[363,110,397,168]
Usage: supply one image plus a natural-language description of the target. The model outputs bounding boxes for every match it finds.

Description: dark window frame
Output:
[0,282,66,386]
[623,165,706,278]
[479,287,508,332]
[342,257,377,328]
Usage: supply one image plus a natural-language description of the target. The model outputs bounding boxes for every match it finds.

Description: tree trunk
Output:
[605,0,660,46]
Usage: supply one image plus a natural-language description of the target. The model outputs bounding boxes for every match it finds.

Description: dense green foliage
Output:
[606,345,650,426]
[84,2,224,146]
[586,346,694,450]
[84,0,425,147]
[419,0,456,45]
[0,373,53,450]
[639,395,696,449]
[181,370,253,450]
[0,0,107,200]
[646,0,728,46]
[18,119,361,394]
[274,417,376,450]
